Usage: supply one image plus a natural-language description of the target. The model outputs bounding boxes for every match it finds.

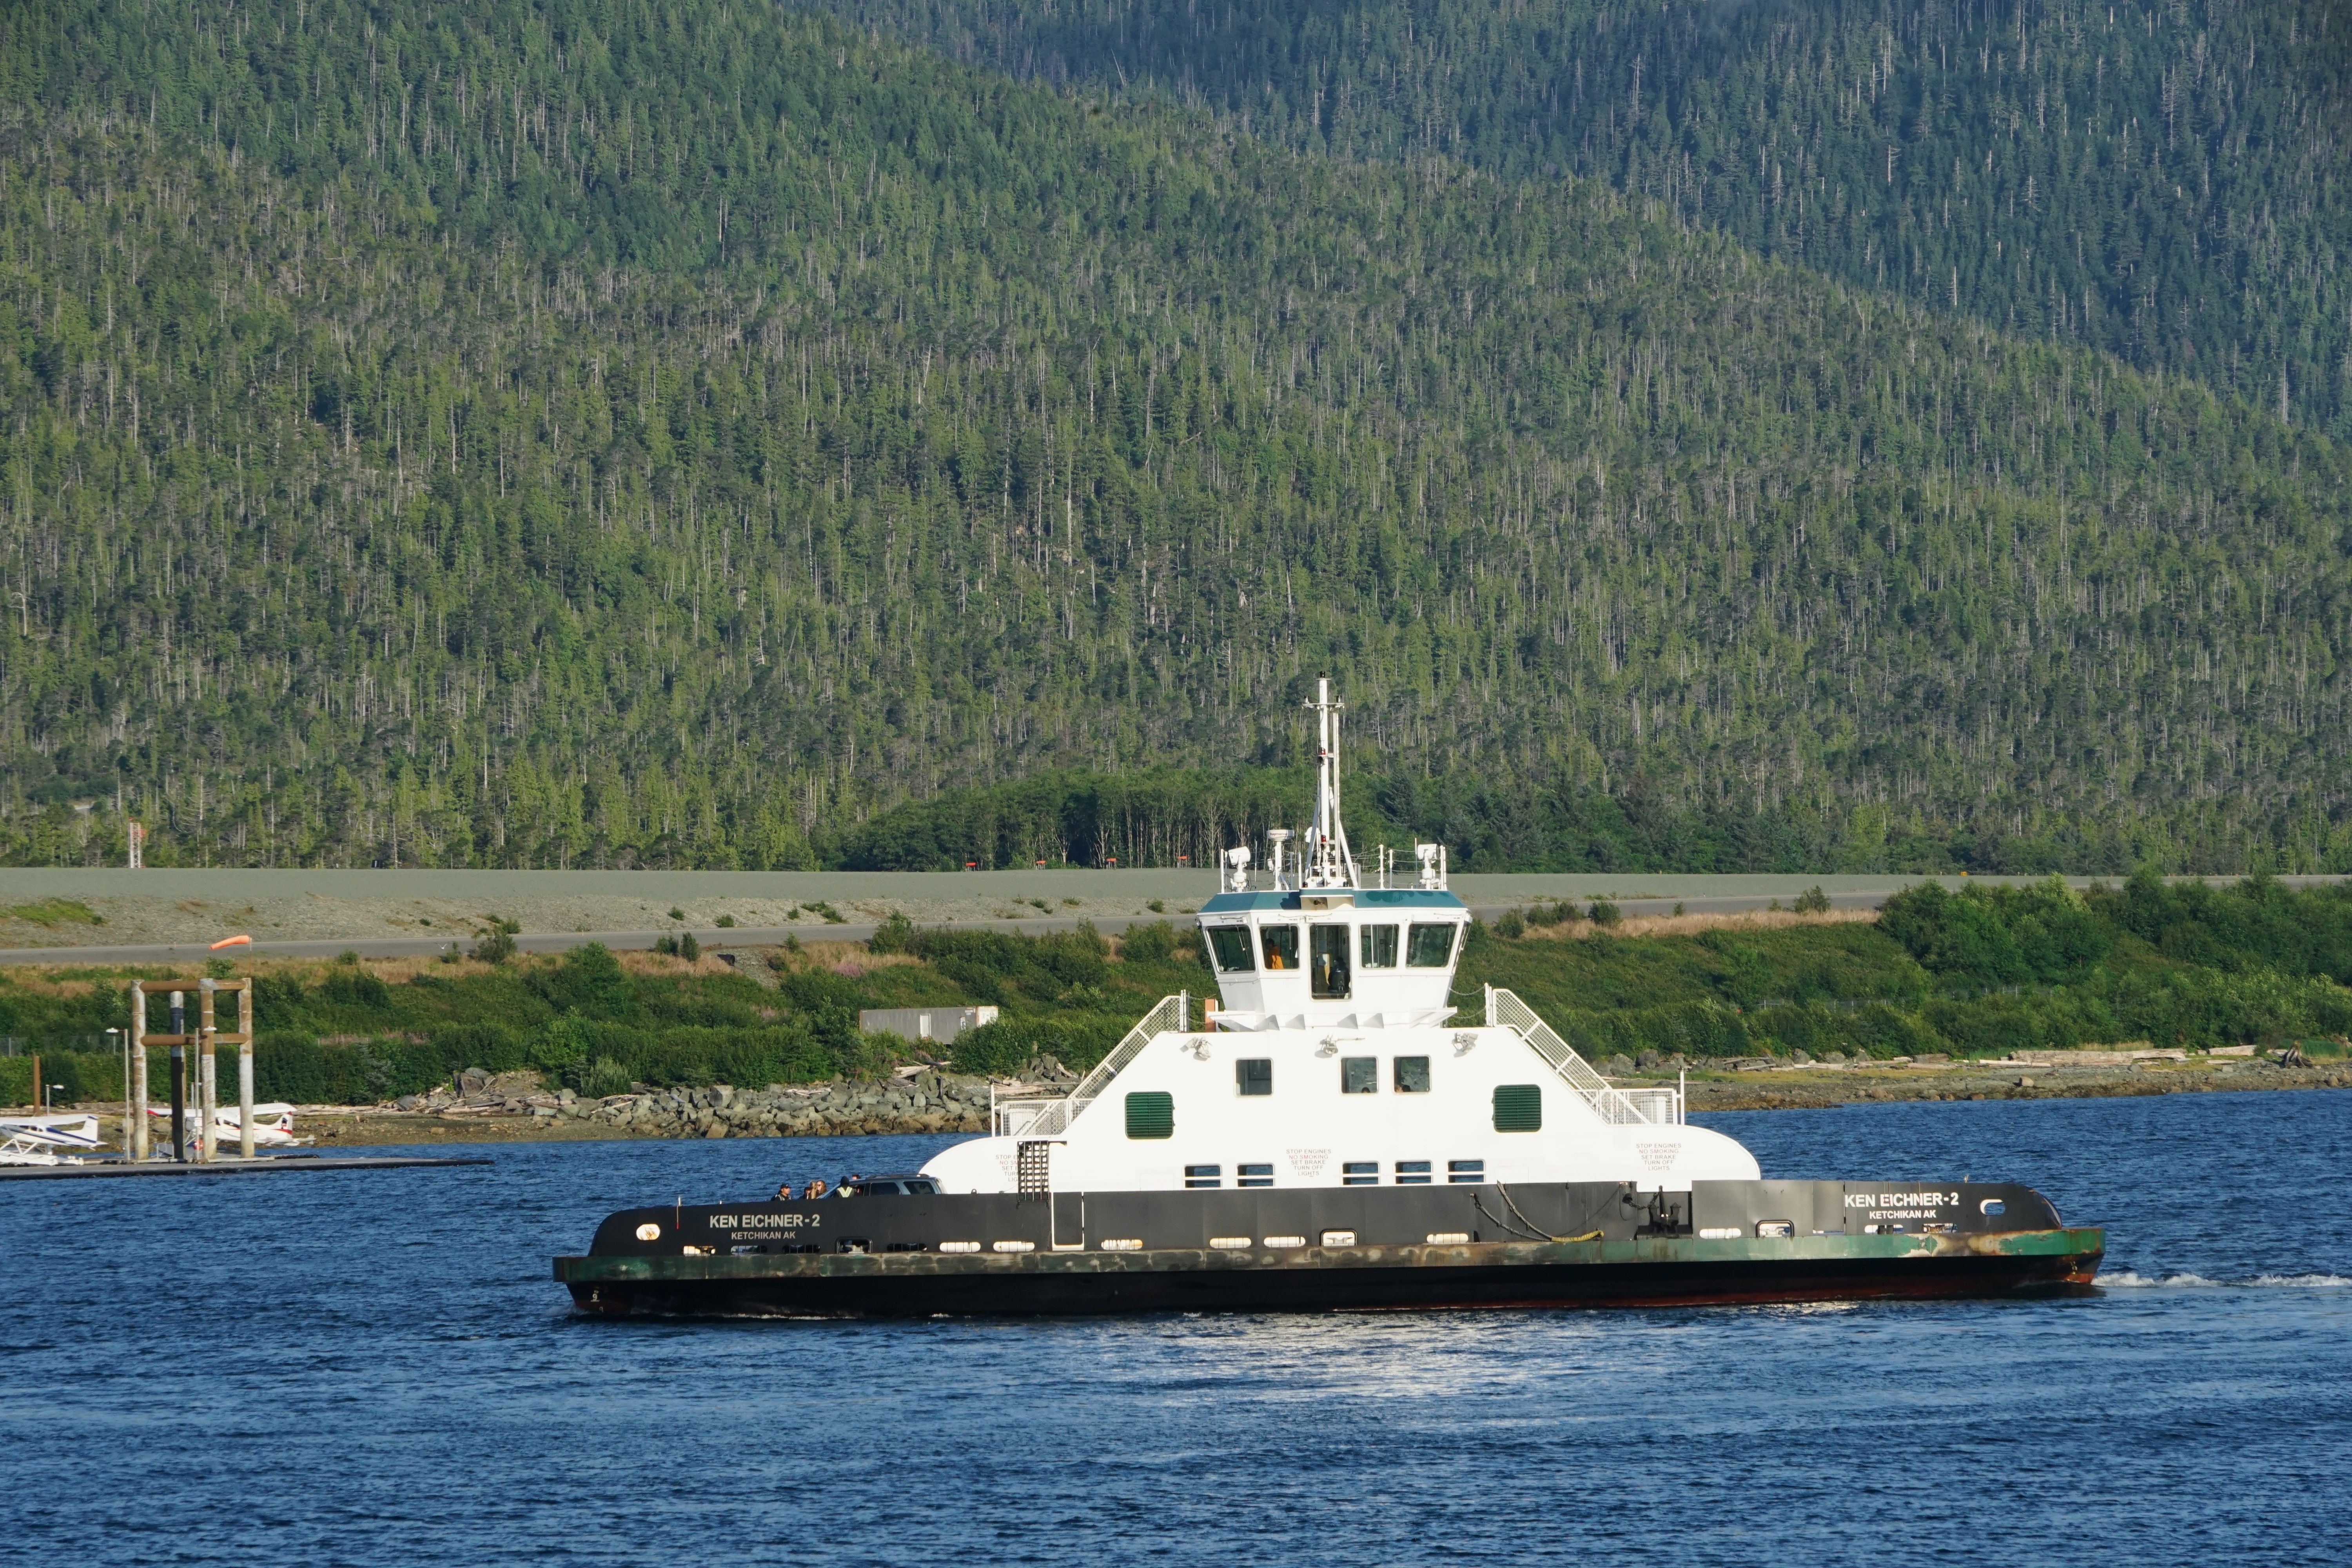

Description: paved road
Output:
[0,889,1900,966]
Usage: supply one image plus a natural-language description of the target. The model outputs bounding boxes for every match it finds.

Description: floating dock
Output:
[0,1154,492,1181]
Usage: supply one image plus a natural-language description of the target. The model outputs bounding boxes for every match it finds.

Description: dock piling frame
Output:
[134,977,257,1165]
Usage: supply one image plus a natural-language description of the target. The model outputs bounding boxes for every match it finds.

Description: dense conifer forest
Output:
[821,0,2352,437]
[0,0,2347,873]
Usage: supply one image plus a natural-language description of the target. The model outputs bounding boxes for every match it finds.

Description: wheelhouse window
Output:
[1207,926,1256,973]
[1184,1164,1221,1189]
[1341,1161,1379,1186]
[1340,1056,1377,1094]
[1406,923,1457,967]
[1392,1056,1431,1093]
[1237,1163,1275,1188]
[1359,924,1400,969]
[1448,1160,1485,1184]
[1394,1161,1432,1185]
[1125,1091,1174,1140]
[1309,925,1352,998]
[1260,924,1300,971]
[1236,1058,1273,1096]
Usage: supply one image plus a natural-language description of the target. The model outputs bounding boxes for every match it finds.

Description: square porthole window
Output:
[1236,1058,1273,1096]
[1448,1160,1485,1184]
[1184,1164,1222,1189]
[1238,1163,1275,1188]
[1340,1056,1377,1094]
[1394,1160,1432,1185]
[1341,1161,1379,1186]
[1124,1091,1174,1140]
[1393,1056,1431,1093]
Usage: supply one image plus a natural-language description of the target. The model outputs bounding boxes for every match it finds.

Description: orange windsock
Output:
[209,935,253,950]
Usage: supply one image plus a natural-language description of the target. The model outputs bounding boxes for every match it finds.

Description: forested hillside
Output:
[0,0,2347,875]
[818,0,2352,437]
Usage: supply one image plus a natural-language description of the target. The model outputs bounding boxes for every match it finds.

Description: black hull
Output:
[563,1244,2101,1319]
[557,1178,2101,1318]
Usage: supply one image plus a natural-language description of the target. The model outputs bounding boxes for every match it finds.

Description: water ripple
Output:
[4,1092,2347,1566]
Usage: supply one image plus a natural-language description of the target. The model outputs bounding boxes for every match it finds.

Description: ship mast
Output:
[1302,677,1359,890]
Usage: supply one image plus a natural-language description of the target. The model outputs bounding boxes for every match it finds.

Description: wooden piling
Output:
[130,983,150,1161]
[198,981,217,1163]
[238,982,255,1159]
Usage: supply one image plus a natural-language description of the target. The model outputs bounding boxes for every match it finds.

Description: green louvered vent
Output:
[1125,1091,1175,1140]
[1492,1084,1543,1132]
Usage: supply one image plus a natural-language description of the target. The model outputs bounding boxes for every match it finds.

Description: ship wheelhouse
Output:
[1198,889,1466,1030]
[918,675,1760,1198]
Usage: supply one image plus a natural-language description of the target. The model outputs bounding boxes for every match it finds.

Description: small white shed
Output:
[857,1005,999,1045]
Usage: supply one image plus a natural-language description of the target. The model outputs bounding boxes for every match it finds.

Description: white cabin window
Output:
[1394,1161,1432,1185]
[1206,926,1256,972]
[1185,1164,1221,1189]
[1360,924,1399,969]
[1393,1056,1431,1093]
[1238,1163,1275,1188]
[1236,1058,1273,1096]
[1309,925,1352,998]
[1260,924,1301,971]
[1341,1161,1379,1186]
[1340,1057,1377,1094]
[1406,923,1457,967]
[1448,1160,1485,1184]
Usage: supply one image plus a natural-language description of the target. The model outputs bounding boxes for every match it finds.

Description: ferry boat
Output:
[557,681,2102,1316]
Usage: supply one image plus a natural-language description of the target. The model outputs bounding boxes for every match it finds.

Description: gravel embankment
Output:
[286,1067,1054,1148]
[1677,1055,2351,1110]
[229,1051,2352,1147]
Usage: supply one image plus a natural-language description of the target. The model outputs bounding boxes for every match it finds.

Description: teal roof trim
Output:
[1198,889,1467,914]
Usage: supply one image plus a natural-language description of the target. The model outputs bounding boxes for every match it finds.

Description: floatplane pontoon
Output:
[559,681,2102,1316]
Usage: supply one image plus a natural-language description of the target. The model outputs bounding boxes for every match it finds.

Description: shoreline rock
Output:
[1671,1058,2352,1112]
[47,1058,2350,1149]
[264,1058,2352,1145]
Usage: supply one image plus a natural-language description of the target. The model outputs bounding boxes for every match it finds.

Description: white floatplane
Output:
[0,1112,104,1167]
[145,1102,311,1149]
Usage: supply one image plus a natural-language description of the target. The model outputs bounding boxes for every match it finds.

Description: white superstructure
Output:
[920,679,1760,1197]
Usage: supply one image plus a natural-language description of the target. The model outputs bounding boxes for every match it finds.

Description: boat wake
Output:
[2103,1270,2350,1289]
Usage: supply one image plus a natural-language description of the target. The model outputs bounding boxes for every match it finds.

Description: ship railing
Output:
[991,993,1187,1138]
[1484,986,1682,1126]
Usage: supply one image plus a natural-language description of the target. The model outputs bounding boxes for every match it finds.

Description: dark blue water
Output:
[5,1091,2346,1566]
